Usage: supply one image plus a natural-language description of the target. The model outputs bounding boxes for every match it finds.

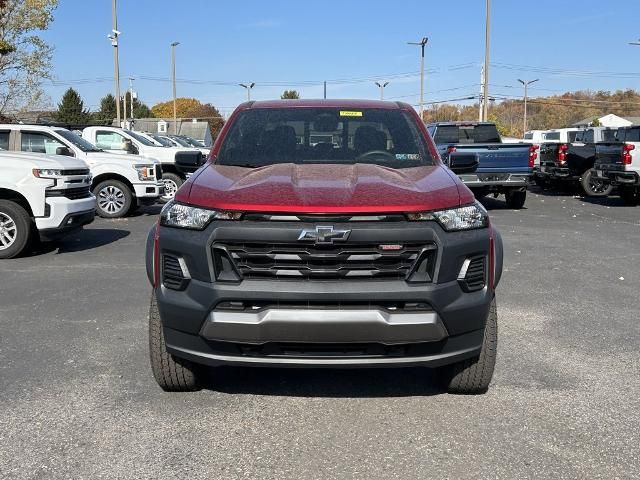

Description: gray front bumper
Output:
[200,308,448,345]
[458,173,529,186]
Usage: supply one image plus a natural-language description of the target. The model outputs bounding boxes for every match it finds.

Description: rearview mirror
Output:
[175,151,205,174]
[448,153,479,174]
[55,146,74,157]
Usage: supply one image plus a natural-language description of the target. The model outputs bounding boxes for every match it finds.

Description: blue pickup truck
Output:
[427,122,535,209]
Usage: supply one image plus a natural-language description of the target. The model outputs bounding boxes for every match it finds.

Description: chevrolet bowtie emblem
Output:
[297,226,351,245]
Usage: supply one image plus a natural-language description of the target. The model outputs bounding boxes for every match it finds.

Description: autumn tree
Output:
[151,97,225,139]
[281,90,300,99]
[0,0,58,114]
[56,87,90,123]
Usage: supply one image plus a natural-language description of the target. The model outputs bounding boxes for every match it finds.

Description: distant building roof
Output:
[572,113,636,128]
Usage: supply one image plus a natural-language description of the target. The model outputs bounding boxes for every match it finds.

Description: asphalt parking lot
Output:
[1,189,639,480]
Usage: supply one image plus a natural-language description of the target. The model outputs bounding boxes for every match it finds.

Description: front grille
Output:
[45,186,92,200]
[155,164,163,179]
[62,168,90,176]
[162,254,188,290]
[217,242,435,281]
[460,256,486,292]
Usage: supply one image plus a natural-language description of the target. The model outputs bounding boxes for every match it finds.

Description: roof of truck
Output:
[242,99,408,110]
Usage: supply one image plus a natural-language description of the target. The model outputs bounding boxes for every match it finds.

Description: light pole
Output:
[129,77,135,124]
[375,81,389,100]
[408,37,428,119]
[517,78,538,134]
[171,41,179,134]
[239,83,255,101]
[481,0,491,121]
[108,0,121,126]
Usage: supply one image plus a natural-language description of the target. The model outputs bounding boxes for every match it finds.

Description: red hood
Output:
[179,163,469,213]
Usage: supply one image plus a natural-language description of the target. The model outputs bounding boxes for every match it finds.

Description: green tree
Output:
[590,118,601,127]
[0,0,58,114]
[56,87,90,123]
[281,90,300,99]
[93,93,116,122]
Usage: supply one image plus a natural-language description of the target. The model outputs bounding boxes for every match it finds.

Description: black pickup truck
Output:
[538,127,620,195]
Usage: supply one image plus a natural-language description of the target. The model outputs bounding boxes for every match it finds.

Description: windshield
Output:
[150,134,174,147]
[125,130,157,147]
[56,128,101,152]
[217,108,434,168]
[169,135,192,147]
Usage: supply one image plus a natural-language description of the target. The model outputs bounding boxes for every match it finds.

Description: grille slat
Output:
[45,186,92,200]
[221,243,433,281]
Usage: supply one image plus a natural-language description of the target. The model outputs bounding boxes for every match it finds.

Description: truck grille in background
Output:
[162,255,188,290]
[45,186,92,200]
[459,256,486,292]
[215,243,436,281]
[155,164,163,179]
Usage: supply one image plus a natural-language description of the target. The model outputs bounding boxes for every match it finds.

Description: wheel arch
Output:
[92,173,136,197]
[0,188,34,217]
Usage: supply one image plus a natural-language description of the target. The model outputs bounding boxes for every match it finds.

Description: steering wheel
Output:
[356,150,395,161]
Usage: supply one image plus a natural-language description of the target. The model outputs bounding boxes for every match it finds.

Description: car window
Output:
[432,124,501,144]
[567,131,579,143]
[523,133,533,140]
[125,130,156,146]
[95,130,128,150]
[217,107,434,168]
[624,128,640,142]
[543,132,560,141]
[601,129,617,142]
[21,131,67,155]
[583,130,594,143]
[0,131,9,150]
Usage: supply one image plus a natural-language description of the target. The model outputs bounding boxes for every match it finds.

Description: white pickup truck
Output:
[0,151,96,259]
[0,125,163,218]
[82,126,202,202]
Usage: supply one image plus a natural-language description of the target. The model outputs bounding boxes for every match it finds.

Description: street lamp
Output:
[239,83,255,101]
[408,37,428,119]
[375,81,389,100]
[517,78,539,134]
[108,0,121,125]
[481,0,491,121]
[171,41,179,134]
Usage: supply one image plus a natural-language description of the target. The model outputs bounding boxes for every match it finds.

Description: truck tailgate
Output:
[593,143,623,169]
[449,144,530,173]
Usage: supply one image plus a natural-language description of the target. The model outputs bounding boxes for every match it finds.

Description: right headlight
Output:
[160,201,242,230]
[407,202,489,231]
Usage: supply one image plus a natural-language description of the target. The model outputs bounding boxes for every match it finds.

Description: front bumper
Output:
[457,172,530,188]
[133,181,164,199]
[35,195,96,236]
[147,219,503,368]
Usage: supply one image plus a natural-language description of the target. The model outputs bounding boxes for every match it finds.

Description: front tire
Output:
[439,299,497,394]
[149,292,201,391]
[581,169,612,197]
[93,180,133,218]
[0,200,32,259]
[505,189,526,209]
[160,173,184,203]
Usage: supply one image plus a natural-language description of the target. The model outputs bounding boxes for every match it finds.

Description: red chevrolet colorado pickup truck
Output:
[145,99,504,394]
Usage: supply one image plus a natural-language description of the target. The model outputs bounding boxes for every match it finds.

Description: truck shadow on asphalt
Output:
[27,228,131,256]
[477,196,526,211]
[199,366,445,397]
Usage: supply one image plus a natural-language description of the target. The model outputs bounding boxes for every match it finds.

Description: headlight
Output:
[160,201,242,230]
[135,164,154,181]
[32,168,63,178]
[407,202,488,231]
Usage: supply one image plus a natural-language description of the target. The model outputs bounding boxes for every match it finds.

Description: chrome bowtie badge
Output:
[297,226,351,245]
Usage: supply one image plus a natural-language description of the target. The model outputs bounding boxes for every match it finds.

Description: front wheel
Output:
[438,299,497,394]
[581,169,612,197]
[149,292,201,391]
[0,200,32,259]
[505,189,526,209]
[94,180,133,218]
[160,173,184,203]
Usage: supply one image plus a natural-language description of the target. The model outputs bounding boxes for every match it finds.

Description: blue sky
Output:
[42,0,640,116]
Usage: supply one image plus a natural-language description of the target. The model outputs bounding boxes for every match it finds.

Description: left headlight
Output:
[160,201,242,230]
[407,202,489,231]
[135,164,154,181]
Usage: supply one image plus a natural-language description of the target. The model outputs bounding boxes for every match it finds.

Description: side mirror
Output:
[448,152,479,174]
[123,139,137,154]
[175,151,206,174]
[55,146,74,157]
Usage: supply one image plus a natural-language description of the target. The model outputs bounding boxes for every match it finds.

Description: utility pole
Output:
[408,37,428,119]
[323,81,327,99]
[109,0,121,126]
[375,81,389,100]
[129,77,135,124]
[517,78,538,134]
[478,65,484,122]
[171,42,179,134]
[481,0,491,121]
[122,89,127,127]
[239,83,255,101]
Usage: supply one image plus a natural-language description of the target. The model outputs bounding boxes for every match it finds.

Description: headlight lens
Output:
[160,201,242,230]
[135,165,154,181]
[32,168,63,178]
[407,202,488,231]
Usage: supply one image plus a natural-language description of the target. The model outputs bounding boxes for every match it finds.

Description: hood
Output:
[86,151,158,165]
[0,151,89,170]
[181,163,467,213]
